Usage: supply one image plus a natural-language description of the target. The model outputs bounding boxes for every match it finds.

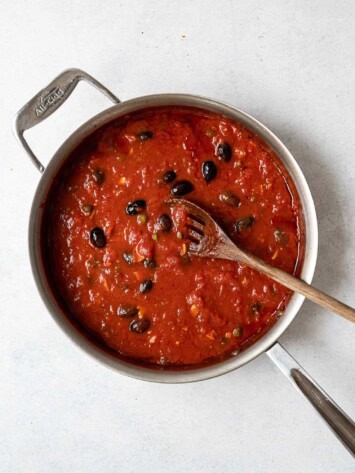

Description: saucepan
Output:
[13,69,355,455]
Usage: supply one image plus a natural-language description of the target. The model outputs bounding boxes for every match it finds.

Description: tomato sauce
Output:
[44,107,304,366]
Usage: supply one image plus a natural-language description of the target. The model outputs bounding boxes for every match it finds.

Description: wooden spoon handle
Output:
[230,246,355,323]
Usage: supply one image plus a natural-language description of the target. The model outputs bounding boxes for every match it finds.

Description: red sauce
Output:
[44,107,304,366]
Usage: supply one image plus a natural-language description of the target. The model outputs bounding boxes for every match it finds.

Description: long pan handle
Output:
[266,342,355,457]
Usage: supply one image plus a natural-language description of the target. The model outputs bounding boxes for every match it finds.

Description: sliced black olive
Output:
[130,318,150,333]
[157,214,172,232]
[123,251,134,265]
[233,216,255,233]
[219,192,240,207]
[137,131,154,141]
[170,180,194,196]
[216,142,232,162]
[117,305,139,318]
[202,161,217,183]
[139,279,153,294]
[93,168,105,185]
[82,203,94,215]
[163,170,177,183]
[90,227,106,248]
[143,258,156,269]
[126,200,146,215]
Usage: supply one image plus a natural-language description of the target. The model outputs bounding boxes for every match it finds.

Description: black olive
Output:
[123,251,134,265]
[137,131,154,141]
[82,203,94,215]
[126,200,146,215]
[143,258,156,269]
[233,216,255,233]
[170,180,194,196]
[202,161,217,183]
[139,279,153,294]
[157,214,172,232]
[163,170,177,183]
[216,142,232,162]
[130,318,150,333]
[93,168,105,185]
[219,192,240,207]
[90,227,106,248]
[117,305,139,318]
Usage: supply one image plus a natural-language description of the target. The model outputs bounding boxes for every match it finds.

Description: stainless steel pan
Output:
[13,69,355,455]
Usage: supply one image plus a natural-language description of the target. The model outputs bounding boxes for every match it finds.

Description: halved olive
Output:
[123,251,134,265]
[219,192,240,207]
[216,142,232,162]
[126,200,146,215]
[117,305,139,318]
[93,168,105,185]
[233,216,255,233]
[130,318,150,333]
[170,180,194,196]
[202,161,217,183]
[139,279,153,294]
[157,214,172,232]
[90,227,106,248]
[137,131,153,141]
[163,170,177,183]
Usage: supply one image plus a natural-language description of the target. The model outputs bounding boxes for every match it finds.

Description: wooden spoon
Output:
[169,199,355,323]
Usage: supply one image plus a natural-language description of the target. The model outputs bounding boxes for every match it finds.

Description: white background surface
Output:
[1,1,354,472]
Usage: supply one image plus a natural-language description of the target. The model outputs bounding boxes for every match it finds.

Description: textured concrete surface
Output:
[1,1,354,472]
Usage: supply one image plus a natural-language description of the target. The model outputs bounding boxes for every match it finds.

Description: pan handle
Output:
[266,342,355,456]
[12,68,120,173]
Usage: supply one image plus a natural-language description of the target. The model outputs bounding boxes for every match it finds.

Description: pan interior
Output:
[29,95,318,383]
